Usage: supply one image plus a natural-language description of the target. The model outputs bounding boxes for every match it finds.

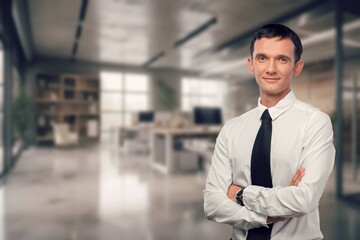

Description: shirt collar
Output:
[257,91,297,121]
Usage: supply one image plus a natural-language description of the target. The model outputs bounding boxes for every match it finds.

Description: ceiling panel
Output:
[153,0,317,70]
[28,0,82,58]
[26,0,360,79]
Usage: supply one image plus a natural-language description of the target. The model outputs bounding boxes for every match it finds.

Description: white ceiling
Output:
[27,0,360,79]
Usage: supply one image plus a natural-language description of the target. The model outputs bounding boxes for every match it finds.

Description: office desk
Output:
[119,125,152,154]
[150,127,220,174]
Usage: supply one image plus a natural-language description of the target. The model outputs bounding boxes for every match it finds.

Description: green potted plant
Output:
[156,79,178,110]
[13,87,33,146]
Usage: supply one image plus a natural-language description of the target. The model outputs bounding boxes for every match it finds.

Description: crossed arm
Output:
[227,168,305,223]
[203,112,335,230]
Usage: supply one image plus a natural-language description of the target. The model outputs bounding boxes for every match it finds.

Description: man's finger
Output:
[290,169,302,185]
[290,168,305,186]
[293,171,303,185]
[267,216,288,223]
[292,173,303,186]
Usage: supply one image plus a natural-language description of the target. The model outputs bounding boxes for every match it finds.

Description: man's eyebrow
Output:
[254,53,266,58]
[278,54,291,59]
[254,53,292,60]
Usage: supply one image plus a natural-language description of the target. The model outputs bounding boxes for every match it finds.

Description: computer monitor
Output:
[193,107,222,125]
[138,111,154,123]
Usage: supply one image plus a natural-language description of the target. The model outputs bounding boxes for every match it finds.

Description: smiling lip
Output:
[263,77,280,81]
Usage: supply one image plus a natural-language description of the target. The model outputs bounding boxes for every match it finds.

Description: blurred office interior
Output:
[0,0,360,239]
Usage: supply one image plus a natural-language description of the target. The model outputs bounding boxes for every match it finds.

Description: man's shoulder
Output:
[293,99,325,114]
[293,98,317,111]
[292,99,332,124]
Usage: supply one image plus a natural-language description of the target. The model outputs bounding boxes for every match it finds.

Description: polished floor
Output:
[1,143,360,240]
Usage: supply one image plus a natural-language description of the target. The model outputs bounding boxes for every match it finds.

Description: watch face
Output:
[236,190,242,201]
[236,188,244,206]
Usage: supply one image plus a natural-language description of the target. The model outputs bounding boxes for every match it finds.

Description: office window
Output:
[0,47,3,109]
[125,94,148,111]
[101,72,123,91]
[181,77,227,111]
[101,93,123,111]
[124,73,149,113]
[0,44,3,174]
[100,71,150,142]
[125,73,148,92]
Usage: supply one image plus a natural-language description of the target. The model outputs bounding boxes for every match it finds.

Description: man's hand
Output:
[267,216,288,223]
[290,167,305,186]
[227,184,241,202]
[227,168,305,223]
[227,167,305,203]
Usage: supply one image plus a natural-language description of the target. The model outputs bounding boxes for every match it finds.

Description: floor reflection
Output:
[99,149,149,239]
[2,144,360,240]
[0,186,4,240]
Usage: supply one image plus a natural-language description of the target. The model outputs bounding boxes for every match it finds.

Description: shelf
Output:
[80,113,99,117]
[36,99,59,103]
[77,88,98,92]
[38,85,60,90]
[37,112,59,116]
[38,112,83,116]
[63,87,76,91]
[35,73,100,145]
[36,135,54,142]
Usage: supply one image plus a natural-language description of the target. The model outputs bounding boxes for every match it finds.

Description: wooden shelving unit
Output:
[35,74,100,145]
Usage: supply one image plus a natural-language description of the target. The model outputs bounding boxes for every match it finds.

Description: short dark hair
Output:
[250,24,303,62]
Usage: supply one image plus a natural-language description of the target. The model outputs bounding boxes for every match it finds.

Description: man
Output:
[203,24,335,240]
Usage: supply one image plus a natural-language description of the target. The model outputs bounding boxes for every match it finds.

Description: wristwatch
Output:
[236,187,245,206]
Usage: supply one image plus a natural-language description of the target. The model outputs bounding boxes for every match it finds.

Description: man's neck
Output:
[260,90,290,108]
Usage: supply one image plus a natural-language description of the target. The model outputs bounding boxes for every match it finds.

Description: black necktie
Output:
[247,109,273,240]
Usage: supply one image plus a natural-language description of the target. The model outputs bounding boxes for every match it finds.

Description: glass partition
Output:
[100,71,150,143]
[0,43,4,175]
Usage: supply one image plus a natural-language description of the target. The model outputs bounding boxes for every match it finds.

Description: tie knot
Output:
[261,109,272,121]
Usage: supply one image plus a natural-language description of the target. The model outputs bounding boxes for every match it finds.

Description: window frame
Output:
[100,71,150,132]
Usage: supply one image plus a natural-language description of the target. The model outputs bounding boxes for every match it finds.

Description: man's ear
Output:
[293,60,304,77]
[247,57,255,75]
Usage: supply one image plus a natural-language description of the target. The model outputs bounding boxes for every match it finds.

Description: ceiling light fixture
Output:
[71,42,78,57]
[143,51,165,67]
[76,25,82,40]
[79,0,89,22]
[173,17,217,48]
[70,0,89,60]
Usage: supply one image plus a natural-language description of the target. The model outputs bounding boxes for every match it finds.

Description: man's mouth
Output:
[263,77,280,81]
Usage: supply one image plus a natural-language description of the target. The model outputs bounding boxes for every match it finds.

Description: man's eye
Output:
[280,58,288,63]
[258,56,266,62]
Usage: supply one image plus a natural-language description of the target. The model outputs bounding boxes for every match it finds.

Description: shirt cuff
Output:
[243,185,265,212]
[248,210,268,228]
[243,186,273,228]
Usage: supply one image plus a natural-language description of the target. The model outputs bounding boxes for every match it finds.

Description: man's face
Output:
[247,37,304,101]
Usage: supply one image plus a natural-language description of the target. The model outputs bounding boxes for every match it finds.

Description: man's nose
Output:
[266,60,277,74]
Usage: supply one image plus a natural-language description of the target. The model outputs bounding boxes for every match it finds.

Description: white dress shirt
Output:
[203,91,335,240]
